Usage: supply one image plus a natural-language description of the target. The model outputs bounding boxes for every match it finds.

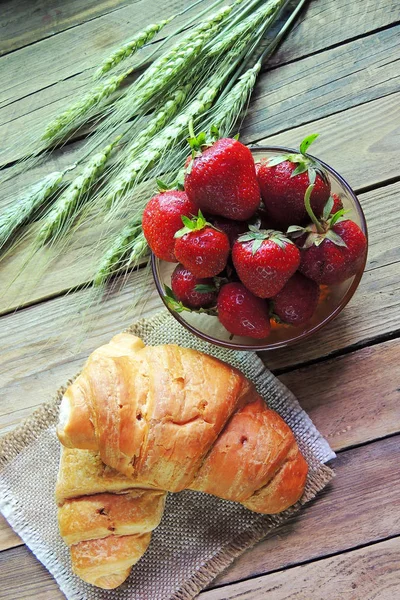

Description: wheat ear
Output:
[37,136,121,245]
[93,220,145,286]
[0,171,64,253]
[94,18,173,79]
[42,72,128,143]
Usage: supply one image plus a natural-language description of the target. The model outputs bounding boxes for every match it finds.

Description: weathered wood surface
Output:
[2,23,399,168]
[1,341,399,554]
[0,0,132,55]
[1,0,400,598]
[1,97,399,315]
[0,179,398,417]
[200,537,400,599]
[1,436,399,595]
[213,436,400,586]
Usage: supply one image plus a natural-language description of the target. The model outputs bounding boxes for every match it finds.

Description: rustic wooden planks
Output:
[1,3,399,167]
[200,537,400,599]
[280,338,400,450]
[1,98,399,316]
[0,0,133,56]
[247,92,400,191]
[212,436,400,587]
[1,436,399,594]
[243,25,400,142]
[0,0,198,107]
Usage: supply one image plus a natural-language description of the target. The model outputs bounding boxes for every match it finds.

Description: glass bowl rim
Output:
[151,144,369,351]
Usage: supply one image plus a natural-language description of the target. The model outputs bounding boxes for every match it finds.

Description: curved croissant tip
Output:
[57,394,74,447]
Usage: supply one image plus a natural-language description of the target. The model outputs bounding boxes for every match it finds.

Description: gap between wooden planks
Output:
[1,0,397,108]
[0,184,399,428]
[1,22,399,169]
[0,93,399,316]
[1,435,399,597]
[1,0,134,56]
[199,537,400,599]
[1,335,399,551]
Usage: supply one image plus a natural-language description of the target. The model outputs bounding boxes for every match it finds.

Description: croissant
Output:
[58,333,307,509]
[56,333,307,588]
[56,446,166,589]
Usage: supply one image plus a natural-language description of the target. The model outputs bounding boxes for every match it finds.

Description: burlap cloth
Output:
[0,310,335,600]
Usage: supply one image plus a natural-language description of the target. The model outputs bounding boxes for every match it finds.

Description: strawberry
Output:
[184,128,260,221]
[330,193,343,215]
[289,185,367,284]
[256,134,331,229]
[232,227,301,298]
[271,272,320,326]
[217,283,271,339]
[142,190,197,262]
[174,210,230,278]
[211,217,248,247]
[170,264,217,309]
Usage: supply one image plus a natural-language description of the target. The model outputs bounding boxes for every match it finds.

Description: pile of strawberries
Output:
[143,131,367,340]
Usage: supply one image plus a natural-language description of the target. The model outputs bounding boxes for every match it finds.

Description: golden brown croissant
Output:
[56,447,166,589]
[56,333,307,588]
[57,333,308,513]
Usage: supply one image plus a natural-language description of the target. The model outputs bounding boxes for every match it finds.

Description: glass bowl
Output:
[151,146,368,351]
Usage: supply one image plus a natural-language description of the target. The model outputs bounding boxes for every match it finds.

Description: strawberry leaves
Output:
[266,133,325,187]
[164,284,217,314]
[287,187,348,249]
[299,133,319,155]
[174,210,209,238]
[238,225,294,255]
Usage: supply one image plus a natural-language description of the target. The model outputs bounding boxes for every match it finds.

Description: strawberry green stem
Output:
[304,184,324,233]
[188,119,195,139]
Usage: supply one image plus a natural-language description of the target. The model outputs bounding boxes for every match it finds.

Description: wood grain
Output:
[243,25,400,142]
[279,338,400,450]
[0,0,133,56]
[269,0,400,67]
[246,91,400,192]
[1,99,399,317]
[200,537,400,599]
[2,24,399,168]
[1,0,396,108]
[212,436,400,587]
[0,517,21,552]
[1,436,399,592]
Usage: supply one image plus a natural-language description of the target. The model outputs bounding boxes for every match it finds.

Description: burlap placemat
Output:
[0,310,335,600]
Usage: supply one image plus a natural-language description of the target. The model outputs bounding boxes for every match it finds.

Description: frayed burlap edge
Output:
[0,310,335,600]
[170,463,334,600]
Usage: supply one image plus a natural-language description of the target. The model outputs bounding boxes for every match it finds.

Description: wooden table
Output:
[0,1,399,598]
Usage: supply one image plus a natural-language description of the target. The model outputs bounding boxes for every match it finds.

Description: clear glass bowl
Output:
[151,146,368,351]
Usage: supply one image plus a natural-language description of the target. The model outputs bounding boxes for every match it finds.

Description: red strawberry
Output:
[289,185,367,284]
[142,190,197,262]
[211,217,248,247]
[257,134,331,229]
[184,132,260,221]
[217,283,271,339]
[174,210,230,278]
[170,264,217,309]
[330,193,344,215]
[232,227,301,298]
[271,272,320,326]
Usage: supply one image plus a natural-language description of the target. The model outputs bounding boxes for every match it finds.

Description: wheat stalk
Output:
[42,72,130,143]
[100,6,231,132]
[93,219,145,286]
[0,171,64,253]
[37,136,121,245]
[94,18,173,79]
[104,84,219,213]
